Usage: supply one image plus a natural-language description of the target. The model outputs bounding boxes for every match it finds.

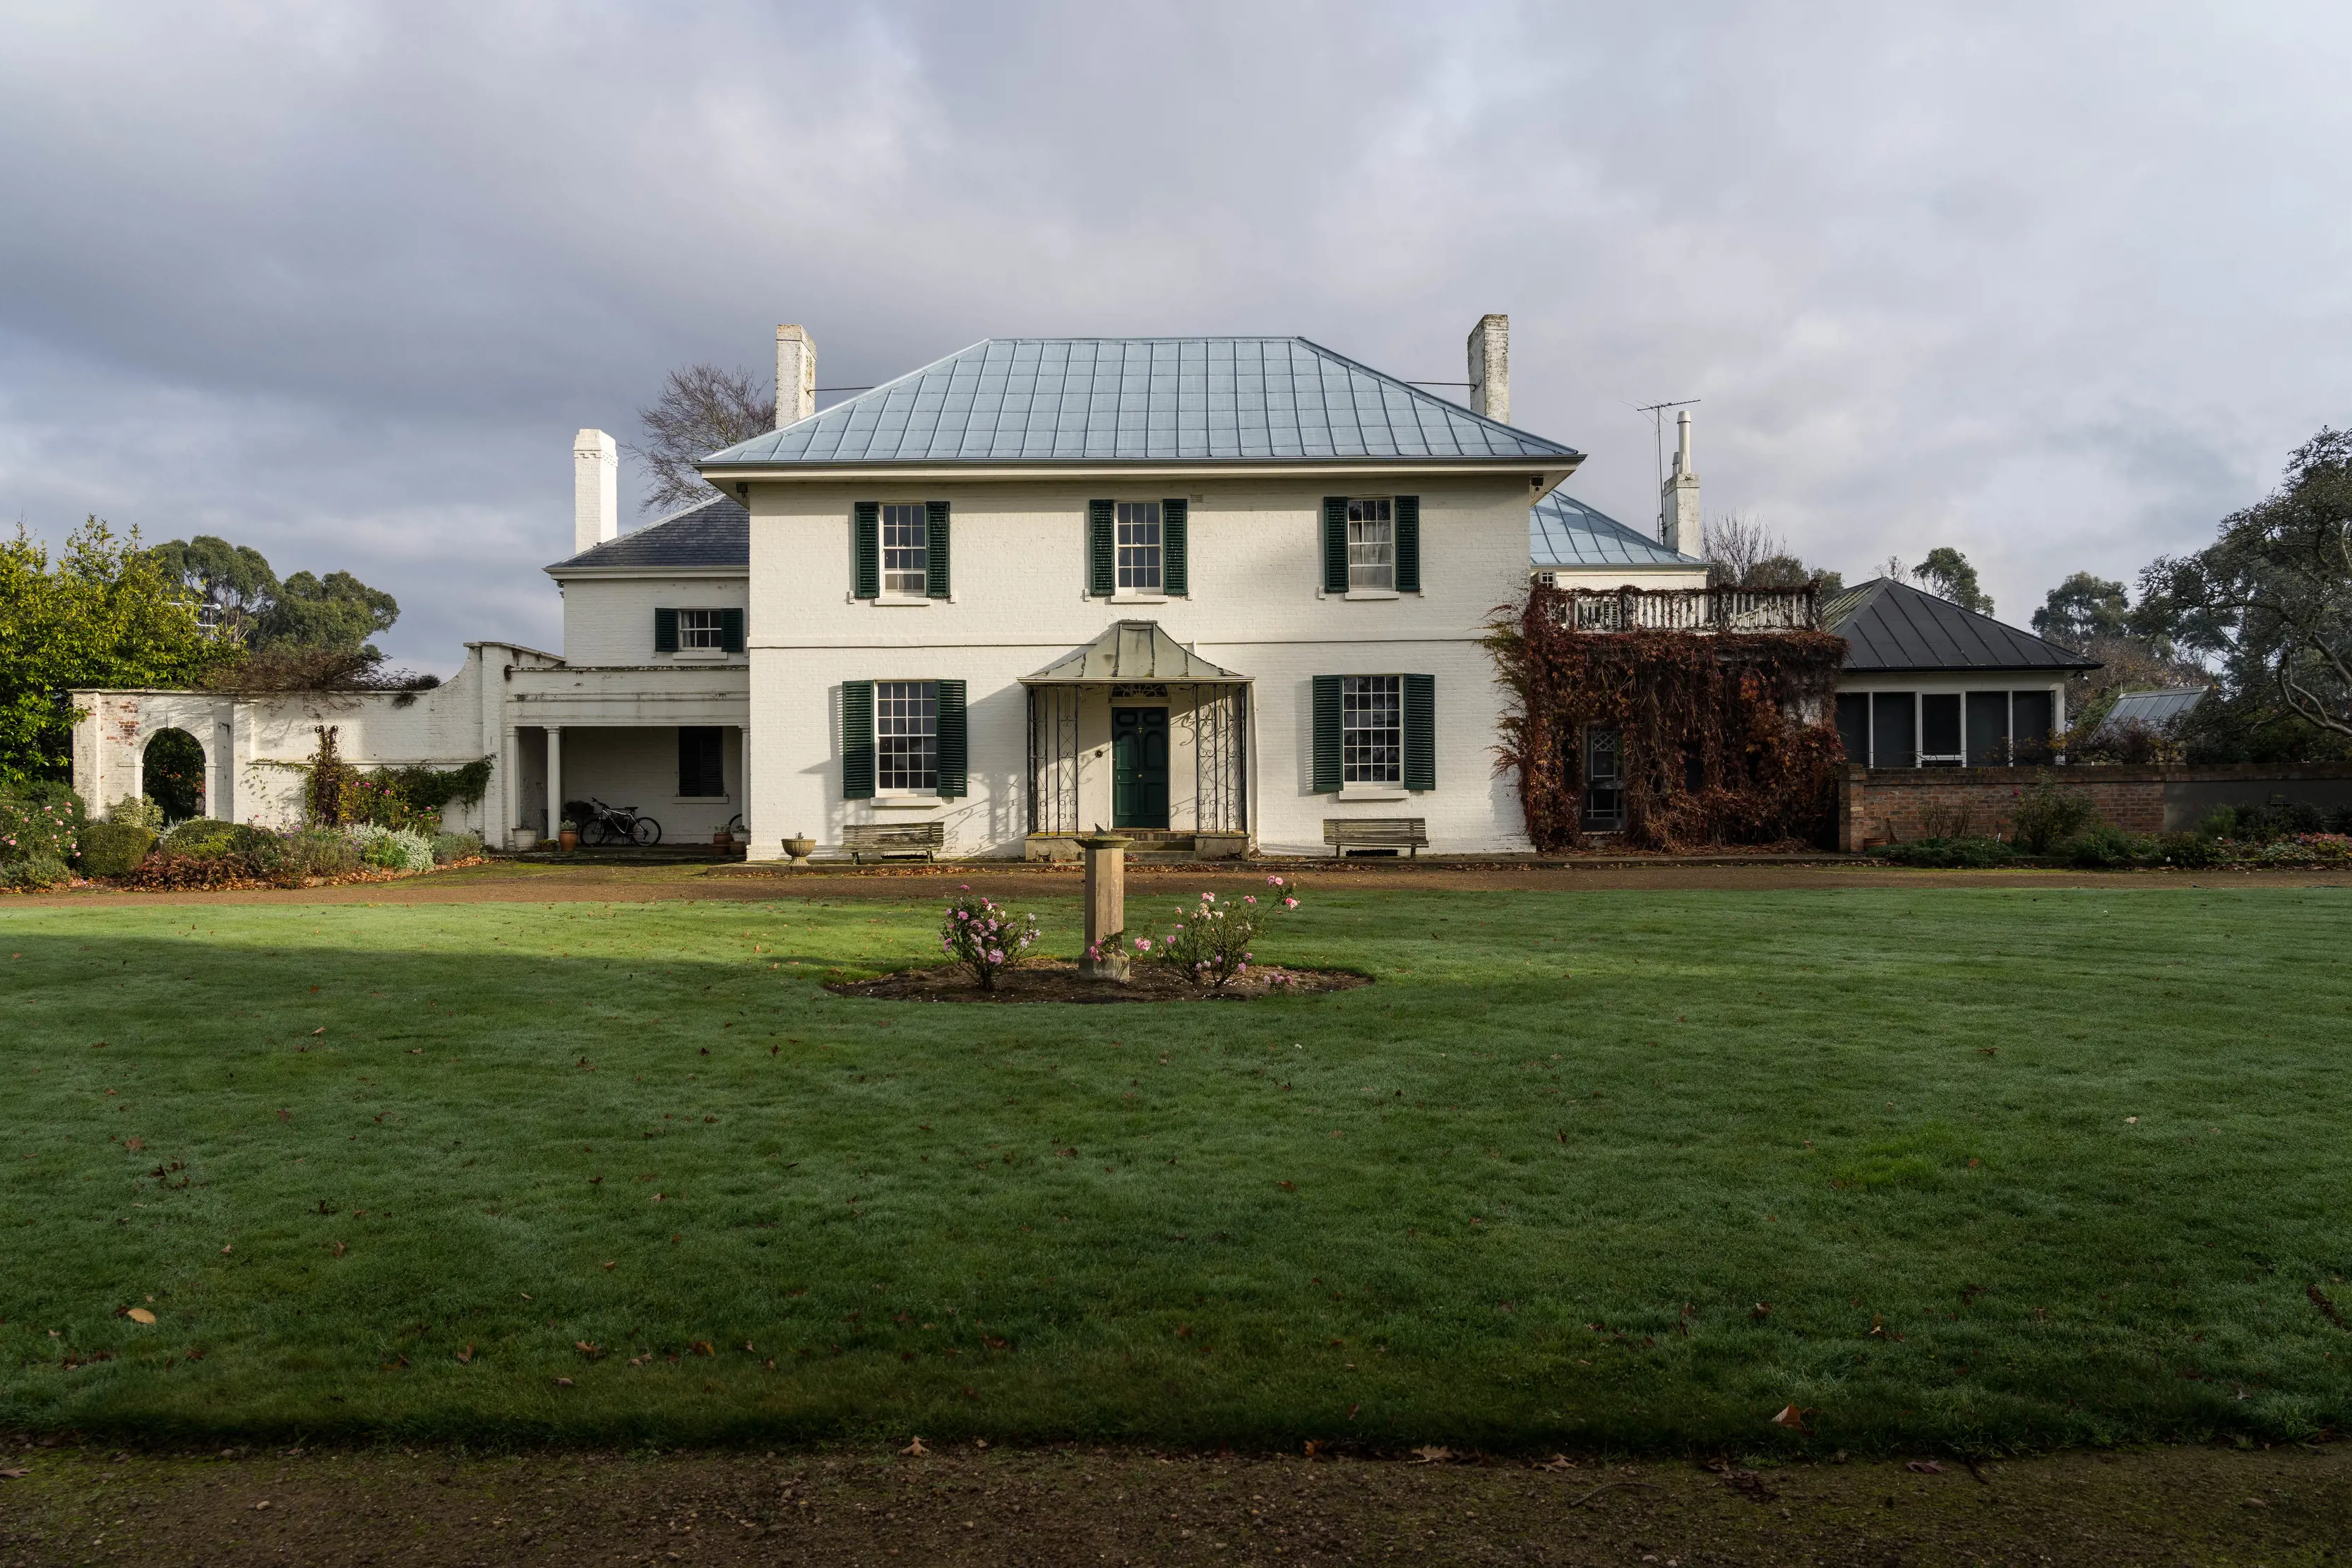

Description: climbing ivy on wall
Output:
[1487,586,1849,852]
[302,725,491,830]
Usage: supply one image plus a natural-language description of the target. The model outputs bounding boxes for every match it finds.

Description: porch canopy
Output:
[1020,619,1249,686]
[1021,621,1250,838]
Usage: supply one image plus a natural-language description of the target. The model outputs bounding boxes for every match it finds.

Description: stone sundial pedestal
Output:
[1077,833,1132,981]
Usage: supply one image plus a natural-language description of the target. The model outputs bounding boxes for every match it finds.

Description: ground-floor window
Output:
[1837,689,2059,766]
[677,726,725,797]
[1341,676,1401,783]
[876,681,938,792]
[1582,728,1625,831]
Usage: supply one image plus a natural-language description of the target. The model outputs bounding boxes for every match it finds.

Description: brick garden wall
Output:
[1836,763,2352,851]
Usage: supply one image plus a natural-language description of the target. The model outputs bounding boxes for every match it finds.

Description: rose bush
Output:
[938,888,1040,991]
[1144,873,1302,992]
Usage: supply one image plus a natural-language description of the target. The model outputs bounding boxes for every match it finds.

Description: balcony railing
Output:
[1541,583,1822,633]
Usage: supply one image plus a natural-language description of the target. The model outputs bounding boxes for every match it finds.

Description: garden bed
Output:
[827,958,1369,1003]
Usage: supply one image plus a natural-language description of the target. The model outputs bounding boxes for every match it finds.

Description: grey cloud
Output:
[1,0,2347,664]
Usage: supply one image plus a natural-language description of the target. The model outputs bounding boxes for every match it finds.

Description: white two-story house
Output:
[73,316,1697,860]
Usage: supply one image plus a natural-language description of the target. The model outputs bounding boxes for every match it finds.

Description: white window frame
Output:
[880,503,929,599]
[676,608,726,652]
[1341,675,1402,786]
[1116,501,1163,594]
[1347,498,1395,593]
[875,680,939,796]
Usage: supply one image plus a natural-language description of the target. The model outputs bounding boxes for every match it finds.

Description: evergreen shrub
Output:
[76,820,157,876]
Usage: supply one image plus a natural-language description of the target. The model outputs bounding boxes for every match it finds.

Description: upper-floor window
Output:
[677,609,727,650]
[1342,675,1402,784]
[1117,502,1162,592]
[1347,498,1395,592]
[876,681,938,793]
[881,503,929,597]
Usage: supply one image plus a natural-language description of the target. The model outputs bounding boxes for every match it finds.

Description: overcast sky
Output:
[4,1,2346,669]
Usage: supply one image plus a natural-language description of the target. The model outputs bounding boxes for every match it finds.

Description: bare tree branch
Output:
[628,364,772,513]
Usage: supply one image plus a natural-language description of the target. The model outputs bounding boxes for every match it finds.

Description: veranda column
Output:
[545,726,563,840]
[1077,832,1131,981]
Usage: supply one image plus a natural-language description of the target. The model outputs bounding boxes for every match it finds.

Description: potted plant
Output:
[781,832,816,866]
[513,825,539,851]
[558,818,580,853]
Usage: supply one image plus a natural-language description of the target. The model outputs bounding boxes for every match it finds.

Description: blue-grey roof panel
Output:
[547,495,748,572]
[703,337,1581,467]
[1824,578,2101,672]
[2101,687,2210,731]
[1529,491,1700,568]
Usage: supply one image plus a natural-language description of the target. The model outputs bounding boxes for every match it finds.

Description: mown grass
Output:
[2,883,2348,1452]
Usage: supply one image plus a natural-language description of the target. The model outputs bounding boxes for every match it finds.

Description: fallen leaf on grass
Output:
[124,1137,145,1151]
[576,1341,602,1358]
[900,1437,929,1456]
[602,1261,616,1271]
[1769,1404,1813,1433]
[253,1500,272,1510]
[554,1377,574,1387]
[310,1027,325,1036]
[691,1341,715,1357]
[1538,1454,1576,1471]
[1906,1459,1944,1474]
[1752,1303,1772,1319]
[331,1242,346,1258]
[0,1468,28,1480]
[126,1307,156,1325]
[455,1344,474,1364]
[1411,1445,1454,1464]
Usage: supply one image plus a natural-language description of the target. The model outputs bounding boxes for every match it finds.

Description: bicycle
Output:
[569,796,662,847]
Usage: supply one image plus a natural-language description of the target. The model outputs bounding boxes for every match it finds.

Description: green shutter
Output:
[853,503,880,599]
[1395,495,1421,593]
[1162,498,1188,597]
[936,678,967,798]
[842,680,874,799]
[926,500,951,599]
[1322,497,1349,594]
[653,607,679,653]
[1087,500,1115,596]
[1311,675,1342,794]
[719,607,745,653]
[1402,673,1435,791]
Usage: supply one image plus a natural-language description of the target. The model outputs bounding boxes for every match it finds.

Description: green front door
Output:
[1112,707,1170,830]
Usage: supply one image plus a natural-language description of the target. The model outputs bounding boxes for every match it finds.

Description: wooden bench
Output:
[841,821,946,863]
[1323,818,1428,858]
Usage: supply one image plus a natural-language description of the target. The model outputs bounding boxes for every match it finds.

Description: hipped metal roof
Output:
[547,494,748,573]
[700,337,1582,468]
[1530,491,1700,569]
[1824,578,2101,673]
[1023,621,1249,685]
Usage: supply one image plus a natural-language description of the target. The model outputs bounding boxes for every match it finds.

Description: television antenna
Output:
[1632,398,1700,539]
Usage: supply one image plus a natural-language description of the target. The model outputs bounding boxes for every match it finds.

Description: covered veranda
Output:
[1022,621,1252,861]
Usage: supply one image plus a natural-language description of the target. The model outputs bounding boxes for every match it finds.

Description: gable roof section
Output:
[1825,577,2100,673]
[701,337,1581,468]
[1530,491,1699,569]
[548,495,748,573]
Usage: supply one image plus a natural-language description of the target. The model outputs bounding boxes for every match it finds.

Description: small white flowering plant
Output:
[939,887,1040,992]
[1144,873,1302,992]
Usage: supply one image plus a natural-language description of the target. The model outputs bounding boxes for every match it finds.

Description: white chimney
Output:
[1466,313,1509,424]
[573,428,618,556]
[1662,408,1700,555]
[775,324,816,427]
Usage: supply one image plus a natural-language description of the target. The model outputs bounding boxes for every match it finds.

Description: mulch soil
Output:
[1,1440,2346,1566]
[825,959,1369,1004]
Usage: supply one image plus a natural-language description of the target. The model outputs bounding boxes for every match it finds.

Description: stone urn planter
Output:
[513,826,539,851]
[781,834,816,866]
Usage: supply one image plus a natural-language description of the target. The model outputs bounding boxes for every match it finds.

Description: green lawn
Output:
[3,882,2348,1453]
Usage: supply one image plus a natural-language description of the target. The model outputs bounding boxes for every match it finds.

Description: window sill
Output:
[872,795,945,809]
[872,595,936,607]
[1109,593,1170,605]
[1343,590,1401,602]
[669,650,728,661]
[1336,786,1411,802]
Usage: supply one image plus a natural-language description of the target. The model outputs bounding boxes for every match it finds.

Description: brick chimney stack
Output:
[775,325,816,427]
[573,429,618,556]
[1467,314,1508,424]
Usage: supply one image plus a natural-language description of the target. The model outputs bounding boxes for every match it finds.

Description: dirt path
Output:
[8,857,2348,908]
[0,1441,2343,1565]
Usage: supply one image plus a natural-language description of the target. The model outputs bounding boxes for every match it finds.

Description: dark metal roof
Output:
[1823,577,2101,673]
[547,495,748,572]
[1529,491,1699,568]
[701,337,1582,467]
[2101,687,2211,731]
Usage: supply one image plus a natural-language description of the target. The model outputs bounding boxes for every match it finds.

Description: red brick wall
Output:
[1836,764,2352,850]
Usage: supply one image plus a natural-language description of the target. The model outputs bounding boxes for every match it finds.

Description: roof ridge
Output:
[1289,336,1575,452]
